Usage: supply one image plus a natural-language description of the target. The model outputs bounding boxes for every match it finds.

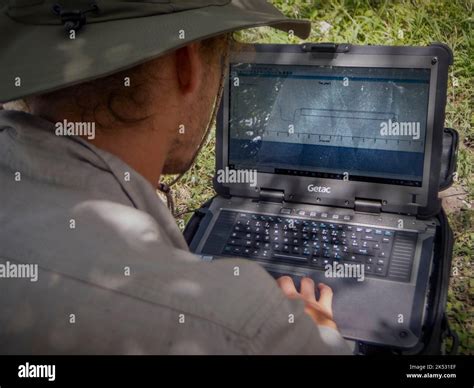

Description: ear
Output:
[174,43,203,96]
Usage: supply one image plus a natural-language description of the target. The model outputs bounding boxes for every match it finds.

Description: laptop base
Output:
[191,195,437,349]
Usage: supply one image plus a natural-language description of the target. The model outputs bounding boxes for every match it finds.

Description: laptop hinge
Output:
[301,42,338,53]
[354,198,382,214]
[259,188,285,203]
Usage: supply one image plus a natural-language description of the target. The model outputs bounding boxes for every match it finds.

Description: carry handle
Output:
[439,127,459,191]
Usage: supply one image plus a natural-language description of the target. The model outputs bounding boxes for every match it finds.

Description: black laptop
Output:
[189,42,452,349]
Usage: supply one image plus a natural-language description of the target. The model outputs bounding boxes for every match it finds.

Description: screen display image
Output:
[228,63,431,186]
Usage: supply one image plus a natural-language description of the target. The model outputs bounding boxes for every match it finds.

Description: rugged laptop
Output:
[189,42,452,349]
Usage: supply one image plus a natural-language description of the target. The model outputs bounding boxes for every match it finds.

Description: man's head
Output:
[1,1,310,186]
[7,34,230,184]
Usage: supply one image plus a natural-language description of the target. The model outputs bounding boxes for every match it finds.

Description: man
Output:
[0,0,350,354]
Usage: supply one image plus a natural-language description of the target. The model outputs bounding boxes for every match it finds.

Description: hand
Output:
[277,276,338,330]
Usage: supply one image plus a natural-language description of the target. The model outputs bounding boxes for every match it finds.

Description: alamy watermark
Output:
[380,119,420,140]
[55,119,95,140]
[325,262,365,282]
[0,260,38,282]
[216,166,257,187]
[18,363,55,382]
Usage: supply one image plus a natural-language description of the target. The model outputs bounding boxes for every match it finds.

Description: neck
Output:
[88,121,169,187]
[26,103,171,187]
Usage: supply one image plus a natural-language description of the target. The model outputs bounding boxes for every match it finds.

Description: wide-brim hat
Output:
[0,0,311,103]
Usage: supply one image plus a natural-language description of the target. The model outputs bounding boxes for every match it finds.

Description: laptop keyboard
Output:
[220,212,401,279]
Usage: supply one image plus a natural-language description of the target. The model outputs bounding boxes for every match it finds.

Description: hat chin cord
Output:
[52,1,99,33]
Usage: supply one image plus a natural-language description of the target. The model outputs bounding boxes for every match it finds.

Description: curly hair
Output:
[6,34,230,130]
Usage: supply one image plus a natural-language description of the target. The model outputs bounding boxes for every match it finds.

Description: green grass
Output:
[164,0,473,354]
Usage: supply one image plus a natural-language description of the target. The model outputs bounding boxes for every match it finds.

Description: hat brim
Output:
[0,2,311,102]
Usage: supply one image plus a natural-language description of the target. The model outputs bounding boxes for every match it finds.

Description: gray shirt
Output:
[0,110,351,355]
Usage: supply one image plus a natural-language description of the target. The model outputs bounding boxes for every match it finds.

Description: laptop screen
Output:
[228,63,431,187]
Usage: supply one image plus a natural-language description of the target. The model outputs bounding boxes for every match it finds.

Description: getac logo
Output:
[307,184,331,194]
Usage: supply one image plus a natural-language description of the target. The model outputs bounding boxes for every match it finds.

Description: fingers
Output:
[276,276,298,298]
[277,277,334,318]
[300,277,317,303]
[277,277,337,329]
[317,283,334,316]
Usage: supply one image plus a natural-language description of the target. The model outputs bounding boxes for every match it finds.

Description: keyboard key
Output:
[221,211,408,281]
[273,253,308,264]
[375,265,385,275]
[346,254,363,262]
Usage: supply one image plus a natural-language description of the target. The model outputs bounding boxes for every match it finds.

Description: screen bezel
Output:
[215,43,450,216]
